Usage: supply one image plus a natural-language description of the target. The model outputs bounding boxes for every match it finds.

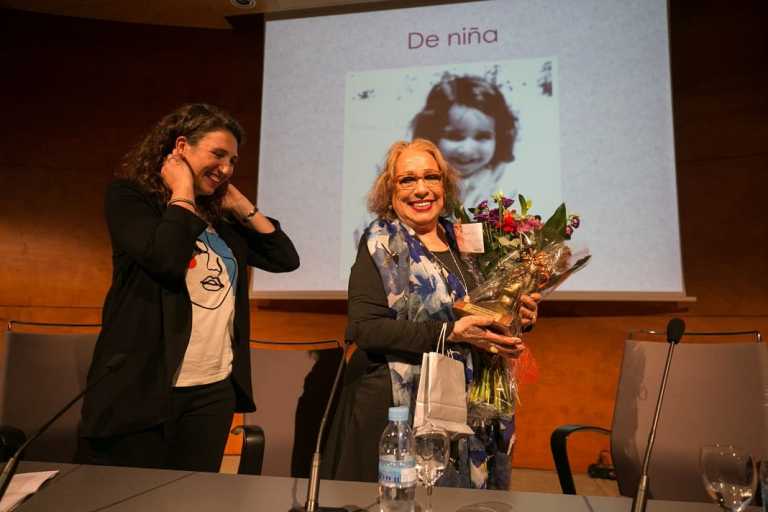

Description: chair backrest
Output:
[244,340,341,478]
[610,338,768,502]
[0,328,98,463]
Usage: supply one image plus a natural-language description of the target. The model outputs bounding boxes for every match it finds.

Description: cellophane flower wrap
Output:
[457,192,591,422]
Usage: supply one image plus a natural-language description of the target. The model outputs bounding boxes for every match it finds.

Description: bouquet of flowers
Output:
[455,192,591,421]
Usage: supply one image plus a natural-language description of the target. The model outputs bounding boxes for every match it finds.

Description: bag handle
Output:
[437,322,448,354]
[422,322,447,423]
[426,322,447,421]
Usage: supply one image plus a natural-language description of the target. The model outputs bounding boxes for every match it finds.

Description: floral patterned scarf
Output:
[366,217,515,490]
[365,217,467,411]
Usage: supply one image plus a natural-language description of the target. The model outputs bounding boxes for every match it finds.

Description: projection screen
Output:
[253,0,686,300]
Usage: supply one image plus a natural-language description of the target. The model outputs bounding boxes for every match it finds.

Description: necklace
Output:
[445,243,470,298]
[430,226,471,298]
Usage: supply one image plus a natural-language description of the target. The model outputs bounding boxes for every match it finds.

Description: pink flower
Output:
[520,217,542,232]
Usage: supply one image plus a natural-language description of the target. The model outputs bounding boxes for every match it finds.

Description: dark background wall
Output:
[0,1,766,471]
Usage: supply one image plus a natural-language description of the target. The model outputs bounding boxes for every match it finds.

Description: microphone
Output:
[666,318,685,345]
[631,318,685,512]
[291,337,354,512]
[0,353,127,500]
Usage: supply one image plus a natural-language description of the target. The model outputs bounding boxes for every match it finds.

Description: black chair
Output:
[231,422,265,476]
[551,329,766,502]
[0,320,99,463]
[233,339,341,477]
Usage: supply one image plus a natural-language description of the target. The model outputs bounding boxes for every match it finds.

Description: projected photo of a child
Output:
[340,58,563,276]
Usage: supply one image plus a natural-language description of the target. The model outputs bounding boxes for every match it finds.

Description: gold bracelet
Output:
[241,206,259,223]
[168,198,196,210]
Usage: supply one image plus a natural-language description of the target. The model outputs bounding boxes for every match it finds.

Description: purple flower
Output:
[478,200,488,210]
[570,215,581,229]
[503,197,515,208]
[564,225,573,237]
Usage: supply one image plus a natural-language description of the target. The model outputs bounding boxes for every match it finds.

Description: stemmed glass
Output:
[413,423,450,512]
[700,444,757,512]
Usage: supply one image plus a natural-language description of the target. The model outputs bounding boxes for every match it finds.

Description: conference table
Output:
[15,462,739,511]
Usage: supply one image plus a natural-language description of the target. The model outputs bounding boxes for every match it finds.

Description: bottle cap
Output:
[388,406,409,422]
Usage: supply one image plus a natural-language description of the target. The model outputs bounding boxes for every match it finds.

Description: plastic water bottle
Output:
[378,406,416,512]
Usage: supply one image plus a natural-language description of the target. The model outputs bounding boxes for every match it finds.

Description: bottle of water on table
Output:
[378,406,416,512]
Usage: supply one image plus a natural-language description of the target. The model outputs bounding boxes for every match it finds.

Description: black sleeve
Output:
[105,180,207,287]
[230,217,300,273]
[347,237,453,356]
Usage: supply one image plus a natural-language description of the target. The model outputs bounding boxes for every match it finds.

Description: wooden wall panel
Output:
[677,156,768,316]
[1,2,766,475]
[0,9,263,307]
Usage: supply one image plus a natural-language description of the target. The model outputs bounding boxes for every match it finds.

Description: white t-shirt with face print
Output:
[173,227,237,387]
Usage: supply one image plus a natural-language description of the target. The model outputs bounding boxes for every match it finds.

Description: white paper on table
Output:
[0,471,59,512]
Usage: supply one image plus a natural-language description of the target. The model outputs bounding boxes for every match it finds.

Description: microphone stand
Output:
[0,353,127,501]
[631,319,685,512]
[293,341,349,512]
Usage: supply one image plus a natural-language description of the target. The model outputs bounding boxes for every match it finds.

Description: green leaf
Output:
[497,236,514,247]
[542,203,567,243]
[453,202,472,223]
[518,194,528,216]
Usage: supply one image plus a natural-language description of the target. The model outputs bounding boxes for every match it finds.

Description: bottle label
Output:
[379,456,416,488]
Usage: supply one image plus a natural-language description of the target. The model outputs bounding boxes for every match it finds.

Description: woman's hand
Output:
[448,315,523,356]
[161,149,195,199]
[222,183,276,234]
[221,182,251,216]
[519,293,542,328]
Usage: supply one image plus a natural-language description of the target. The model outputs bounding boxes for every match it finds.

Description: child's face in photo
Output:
[437,104,496,179]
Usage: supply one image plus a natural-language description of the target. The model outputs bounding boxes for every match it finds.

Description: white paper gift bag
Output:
[413,323,474,436]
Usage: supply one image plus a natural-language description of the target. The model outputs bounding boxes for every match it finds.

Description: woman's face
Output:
[391,148,444,234]
[177,129,239,196]
[437,104,496,179]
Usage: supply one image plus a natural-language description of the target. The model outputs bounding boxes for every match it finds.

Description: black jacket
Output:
[80,179,299,438]
[321,236,451,482]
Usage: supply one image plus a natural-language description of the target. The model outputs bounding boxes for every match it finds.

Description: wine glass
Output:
[700,444,757,512]
[413,423,450,512]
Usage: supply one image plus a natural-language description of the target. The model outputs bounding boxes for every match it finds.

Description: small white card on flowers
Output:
[454,223,484,253]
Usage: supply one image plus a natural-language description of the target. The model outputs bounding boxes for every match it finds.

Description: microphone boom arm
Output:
[302,342,348,512]
[631,318,685,512]
[631,341,676,512]
[0,353,126,501]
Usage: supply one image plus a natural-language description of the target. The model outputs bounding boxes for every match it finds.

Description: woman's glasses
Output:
[395,172,443,190]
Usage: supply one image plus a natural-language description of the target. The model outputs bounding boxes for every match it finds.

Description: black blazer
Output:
[80,179,299,438]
